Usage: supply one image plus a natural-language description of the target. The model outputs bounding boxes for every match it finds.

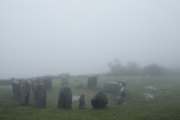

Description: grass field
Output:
[0,76,180,120]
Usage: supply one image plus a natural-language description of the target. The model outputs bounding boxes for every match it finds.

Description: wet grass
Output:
[0,76,180,120]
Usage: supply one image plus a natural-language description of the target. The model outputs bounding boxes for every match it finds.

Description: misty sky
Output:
[0,0,180,78]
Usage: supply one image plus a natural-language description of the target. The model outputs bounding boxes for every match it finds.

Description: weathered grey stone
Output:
[103,82,119,93]
[21,80,31,105]
[18,79,24,85]
[91,92,108,108]
[34,83,46,108]
[12,81,21,101]
[42,77,52,90]
[143,93,155,101]
[31,77,52,92]
[87,76,97,89]
[144,86,157,92]
[119,86,125,98]
[116,87,125,105]
[116,95,123,105]
[78,94,85,109]
[30,78,39,93]
[119,80,126,87]
[116,81,126,105]
[57,86,72,109]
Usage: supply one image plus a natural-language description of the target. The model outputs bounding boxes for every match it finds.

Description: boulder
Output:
[144,86,157,92]
[91,92,108,108]
[143,93,155,101]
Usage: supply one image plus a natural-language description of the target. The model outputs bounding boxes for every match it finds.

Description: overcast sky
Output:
[0,0,180,78]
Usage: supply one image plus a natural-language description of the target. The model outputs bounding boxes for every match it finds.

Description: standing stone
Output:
[34,83,46,108]
[78,94,85,109]
[57,86,72,109]
[21,80,31,105]
[31,77,43,93]
[18,79,24,85]
[42,77,52,90]
[12,81,21,101]
[116,81,126,105]
[116,95,123,105]
[87,76,97,89]
[91,91,108,108]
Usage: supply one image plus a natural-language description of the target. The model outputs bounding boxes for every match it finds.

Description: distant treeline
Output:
[107,59,179,76]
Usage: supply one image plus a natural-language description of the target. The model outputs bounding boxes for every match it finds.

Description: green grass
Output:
[0,76,180,120]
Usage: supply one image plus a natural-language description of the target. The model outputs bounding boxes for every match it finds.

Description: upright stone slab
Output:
[91,91,108,108]
[34,83,46,108]
[12,81,21,100]
[42,77,52,90]
[21,80,31,105]
[30,78,42,93]
[57,86,72,109]
[78,94,85,109]
[87,76,97,89]
[116,81,126,105]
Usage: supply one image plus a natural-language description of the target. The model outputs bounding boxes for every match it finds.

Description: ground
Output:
[0,76,180,120]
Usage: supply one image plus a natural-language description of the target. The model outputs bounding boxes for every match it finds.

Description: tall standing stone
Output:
[87,76,97,89]
[42,77,52,90]
[21,80,31,105]
[116,81,126,105]
[34,83,46,108]
[12,81,21,101]
[31,78,42,92]
[57,86,72,109]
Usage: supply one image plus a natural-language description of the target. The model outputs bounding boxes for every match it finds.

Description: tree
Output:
[126,61,141,76]
[108,58,125,75]
[142,64,173,76]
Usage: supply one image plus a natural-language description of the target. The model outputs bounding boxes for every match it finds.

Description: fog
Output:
[0,0,180,78]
